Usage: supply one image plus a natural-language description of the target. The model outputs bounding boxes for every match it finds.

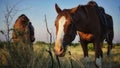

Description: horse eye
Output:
[69,23,72,25]
[69,23,73,27]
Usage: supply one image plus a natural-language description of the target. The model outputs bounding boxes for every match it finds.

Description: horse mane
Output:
[62,5,81,13]
[12,14,35,45]
[87,1,98,6]
[16,14,29,23]
[29,22,35,42]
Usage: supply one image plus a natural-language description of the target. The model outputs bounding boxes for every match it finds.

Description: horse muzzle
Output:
[54,46,65,57]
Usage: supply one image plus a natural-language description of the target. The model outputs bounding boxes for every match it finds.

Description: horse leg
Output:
[106,32,113,68]
[106,31,113,57]
[106,40,113,68]
[93,42,103,68]
[107,40,112,57]
[80,39,89,67]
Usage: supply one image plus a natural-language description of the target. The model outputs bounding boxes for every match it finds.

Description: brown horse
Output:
[54,3,114,68]
[12,14,35,47]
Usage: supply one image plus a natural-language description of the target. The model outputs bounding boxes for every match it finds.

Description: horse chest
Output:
[78,31,94,41]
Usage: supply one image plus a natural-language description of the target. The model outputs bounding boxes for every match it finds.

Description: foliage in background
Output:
[35,41,48,45]
[88,43,94,51]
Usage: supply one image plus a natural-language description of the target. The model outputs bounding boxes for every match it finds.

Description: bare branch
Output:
[44,14,52,45]
[44,14,54,67]
[2,0,23,45]
[44,14,61,68]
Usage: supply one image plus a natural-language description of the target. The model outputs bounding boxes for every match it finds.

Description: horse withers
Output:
[12,14,35,48]
[54,3,114,68]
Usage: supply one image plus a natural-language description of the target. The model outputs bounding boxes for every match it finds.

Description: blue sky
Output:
[0,0,120,43]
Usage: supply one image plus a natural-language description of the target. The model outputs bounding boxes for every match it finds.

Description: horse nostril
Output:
[60,47,63,51]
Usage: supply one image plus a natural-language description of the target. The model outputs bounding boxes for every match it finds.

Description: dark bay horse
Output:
[54,3,113,68]
[12,14,35,47]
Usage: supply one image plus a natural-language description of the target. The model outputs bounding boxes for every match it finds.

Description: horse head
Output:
[54,4,78,57]
[12,14,35,45]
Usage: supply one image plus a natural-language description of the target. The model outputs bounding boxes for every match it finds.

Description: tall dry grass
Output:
[0,41,51,68]
[0,42,120,68]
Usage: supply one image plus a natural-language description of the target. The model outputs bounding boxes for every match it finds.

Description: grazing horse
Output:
[54,3,114,68]
[12,14,35,47]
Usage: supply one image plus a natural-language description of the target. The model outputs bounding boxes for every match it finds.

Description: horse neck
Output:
[72,6,89,33]
[73,6,88,20]
[72,5,101,34]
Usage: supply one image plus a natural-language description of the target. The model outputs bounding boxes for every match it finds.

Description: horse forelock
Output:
[18,14,29,23]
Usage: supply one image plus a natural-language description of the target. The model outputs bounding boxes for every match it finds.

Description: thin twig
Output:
[44,14,54,68]
[44,15,52,43]
[56,55,61,68]
[68,51,73,68]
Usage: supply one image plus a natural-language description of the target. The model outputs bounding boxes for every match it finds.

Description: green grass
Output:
[0,42,120,68]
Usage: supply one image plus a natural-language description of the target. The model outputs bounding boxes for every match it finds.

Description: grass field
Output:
[0,42,120,68]
[33,43,120,68]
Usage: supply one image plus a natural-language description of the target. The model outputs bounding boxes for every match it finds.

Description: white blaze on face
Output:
[56,16,66,43]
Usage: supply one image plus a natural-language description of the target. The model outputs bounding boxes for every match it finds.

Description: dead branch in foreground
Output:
[45,14,60,68]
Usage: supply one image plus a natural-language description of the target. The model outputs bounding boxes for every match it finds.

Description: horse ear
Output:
[70,5,80,13]
[55,3,62,14]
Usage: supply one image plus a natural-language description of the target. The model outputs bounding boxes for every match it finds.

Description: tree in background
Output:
[5,2,20,45]
[0,1,25,46]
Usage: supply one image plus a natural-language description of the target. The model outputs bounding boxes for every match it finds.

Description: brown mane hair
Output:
[12,14,35,46]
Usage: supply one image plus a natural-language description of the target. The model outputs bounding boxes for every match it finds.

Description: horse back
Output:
[75,5,101,34]
[106,14,113,28]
